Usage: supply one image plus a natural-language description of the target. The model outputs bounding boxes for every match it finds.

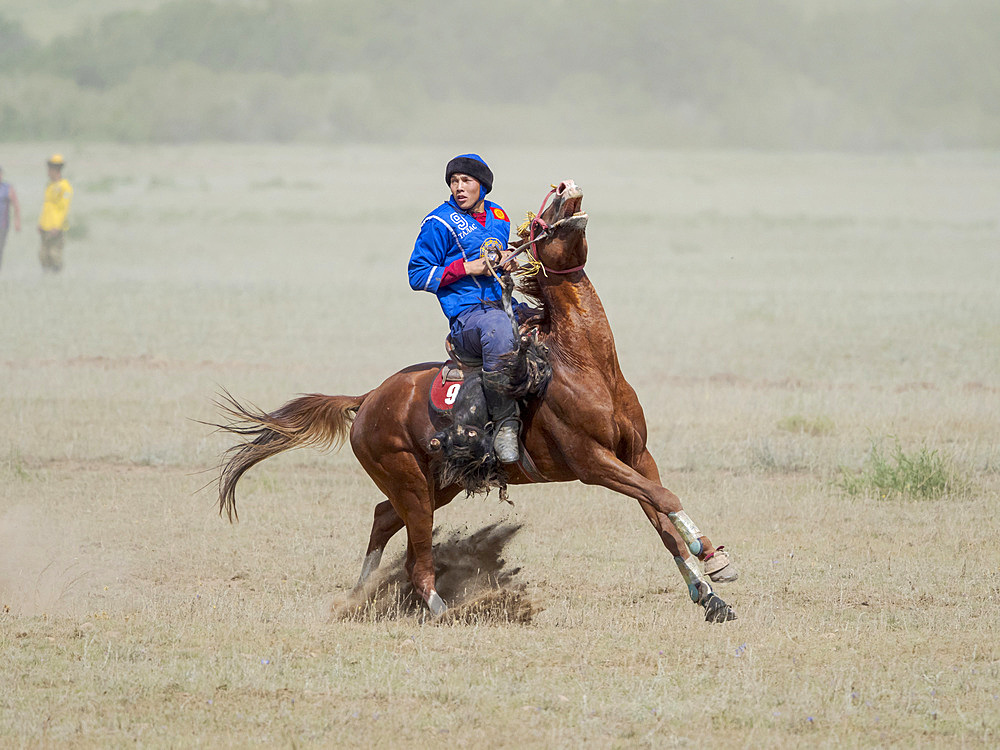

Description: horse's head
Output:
[523,180,588,276]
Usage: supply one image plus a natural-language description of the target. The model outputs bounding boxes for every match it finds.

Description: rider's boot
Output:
[482,370,521,464]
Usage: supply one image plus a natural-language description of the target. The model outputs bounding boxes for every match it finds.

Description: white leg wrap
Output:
[674,555,713,604]
[668,511,704,556]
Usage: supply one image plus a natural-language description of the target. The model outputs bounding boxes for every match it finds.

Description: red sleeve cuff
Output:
[439,258,468,287]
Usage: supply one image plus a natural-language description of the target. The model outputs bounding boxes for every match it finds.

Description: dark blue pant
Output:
[450,303,517,372]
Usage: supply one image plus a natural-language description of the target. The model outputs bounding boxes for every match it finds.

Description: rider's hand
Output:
[498,250,518,271]
[464,251,517,276]
[463,257,490,276]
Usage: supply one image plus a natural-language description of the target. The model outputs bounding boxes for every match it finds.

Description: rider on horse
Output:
[407,154,526,464]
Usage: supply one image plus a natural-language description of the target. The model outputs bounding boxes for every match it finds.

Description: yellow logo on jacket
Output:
[480,237,504,259]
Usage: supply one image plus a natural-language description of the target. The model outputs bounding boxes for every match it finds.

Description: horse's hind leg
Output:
[634,451,738,584]
[355,488,460,590]
[354,444,448,615]
[355,501,401,589]
[394,485,446,616]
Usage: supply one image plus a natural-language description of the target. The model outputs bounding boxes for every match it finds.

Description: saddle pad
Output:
[429,361,466,414]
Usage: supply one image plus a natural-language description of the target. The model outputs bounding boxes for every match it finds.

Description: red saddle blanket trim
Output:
[429,361,466,414]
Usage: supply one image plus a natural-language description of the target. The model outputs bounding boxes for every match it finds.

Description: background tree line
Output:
[1,0,997,148]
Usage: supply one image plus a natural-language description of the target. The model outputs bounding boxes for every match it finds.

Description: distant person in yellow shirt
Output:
[38,154,73,273]
[0,164,22,271]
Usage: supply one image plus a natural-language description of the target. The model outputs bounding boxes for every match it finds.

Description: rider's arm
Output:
[408,218,454,294]
[439,258,469,287]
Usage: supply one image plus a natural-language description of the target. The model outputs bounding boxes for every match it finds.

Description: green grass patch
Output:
[1,448,32,481]
[777,414,835,436]
[838,437,968,500]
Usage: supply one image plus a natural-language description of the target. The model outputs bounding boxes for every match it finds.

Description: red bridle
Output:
[522,186,587,276]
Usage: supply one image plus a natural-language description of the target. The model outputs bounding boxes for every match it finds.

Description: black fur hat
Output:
[445,153,493,194]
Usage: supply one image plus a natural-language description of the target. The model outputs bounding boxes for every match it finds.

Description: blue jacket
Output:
[408,196,512,321]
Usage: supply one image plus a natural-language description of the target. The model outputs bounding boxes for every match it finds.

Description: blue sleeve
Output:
[408,217,452,294]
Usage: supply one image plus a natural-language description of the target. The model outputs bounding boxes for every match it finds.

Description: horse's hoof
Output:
[427,590,448,617]
[708,563,739,583]
[702,593,737,623]
[704,548,739,583]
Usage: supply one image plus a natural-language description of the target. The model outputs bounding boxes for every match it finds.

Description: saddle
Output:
[428,336,482,416]
[428,359,466,415]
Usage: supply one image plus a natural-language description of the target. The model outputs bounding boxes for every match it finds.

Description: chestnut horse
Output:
[217,180,738,622]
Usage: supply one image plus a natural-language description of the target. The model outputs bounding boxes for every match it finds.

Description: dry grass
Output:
[1,145,999,747]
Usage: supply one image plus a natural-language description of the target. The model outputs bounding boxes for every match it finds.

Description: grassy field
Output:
[1,144,999,747]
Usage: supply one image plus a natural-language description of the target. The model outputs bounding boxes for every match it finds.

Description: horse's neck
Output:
[543,275,620,370]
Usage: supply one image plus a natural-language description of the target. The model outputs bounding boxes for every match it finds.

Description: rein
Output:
[506,186,587,277]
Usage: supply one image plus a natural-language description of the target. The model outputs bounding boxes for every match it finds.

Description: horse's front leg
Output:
[573,449,736,622]
[633,451,738,584]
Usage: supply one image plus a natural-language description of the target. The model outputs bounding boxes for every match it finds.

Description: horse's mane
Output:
[511,223,548,324]
[504,266,552,401]
[514,274,546,321]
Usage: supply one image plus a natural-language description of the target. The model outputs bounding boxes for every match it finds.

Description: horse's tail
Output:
[214,389,369,522]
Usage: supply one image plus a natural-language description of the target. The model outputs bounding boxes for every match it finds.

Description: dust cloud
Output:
[0,505,101,617]
[331,521,539,625]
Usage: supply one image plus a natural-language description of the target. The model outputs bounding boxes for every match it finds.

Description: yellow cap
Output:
[47,153,65,166]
